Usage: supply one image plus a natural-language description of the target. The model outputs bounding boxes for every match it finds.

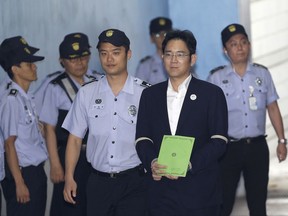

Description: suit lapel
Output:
[158,81,172,135]
[175,77,195,134]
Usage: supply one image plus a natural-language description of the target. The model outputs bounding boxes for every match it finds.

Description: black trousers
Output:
[220,137,269,216]
[50,145,91,216]
[87,167,148,216]
[1,163,47,216]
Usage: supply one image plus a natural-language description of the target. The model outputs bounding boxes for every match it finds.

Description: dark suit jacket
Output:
[136,77,228,213]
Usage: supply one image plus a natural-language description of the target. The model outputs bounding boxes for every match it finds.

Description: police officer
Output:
[62,29,149,216]
[0,36,48,216]
[135,17,172,84]
[34,32,104,113]
[39,33,96,216]
[207,23,287,216]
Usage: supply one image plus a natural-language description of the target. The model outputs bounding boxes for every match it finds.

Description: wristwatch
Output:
[278,138,287,145]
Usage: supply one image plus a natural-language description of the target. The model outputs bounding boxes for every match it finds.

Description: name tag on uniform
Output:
[249,86,257,110]
[93,104,104,109]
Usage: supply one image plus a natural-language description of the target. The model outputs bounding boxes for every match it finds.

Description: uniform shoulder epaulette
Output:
[134,78,152,88]
[140,55,151,63]
[82,79,97,87]
[209,65,226,75]
[9,89,18,96]
[47,71,62,78]
[253,63,268,70]
[51,72,68,84]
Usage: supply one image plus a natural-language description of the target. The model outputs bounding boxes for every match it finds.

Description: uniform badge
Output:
[128,105,137,117]
[222,80,228,84]
[95,99,102,104]
[255,77,262,86]
[190,94,197,101]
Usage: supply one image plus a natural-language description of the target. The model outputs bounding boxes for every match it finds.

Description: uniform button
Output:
[114,98,117,101]
[242,89,245,93]
[113,127,116,130]
[112,141,115,144]
[245,125,248,128]
[226,93,229,96]
[114,112,117,115]
[131,120,134,123]
[243,101,246,104]
[110,155,113,158]
[245,113,247,116]
[95,115,98,118]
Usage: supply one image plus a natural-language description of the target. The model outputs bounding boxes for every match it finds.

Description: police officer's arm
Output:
[4,136,30,203]
[267,101,287,162]
[44,123,64,183]
[63,133,82,204]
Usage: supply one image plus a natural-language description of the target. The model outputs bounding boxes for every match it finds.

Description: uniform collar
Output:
[101,74,134,94]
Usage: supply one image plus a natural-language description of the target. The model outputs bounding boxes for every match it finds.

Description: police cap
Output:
[149,17,172,35]
[97,29,130,49]
[59,32,91,59]
[221,23,248,46]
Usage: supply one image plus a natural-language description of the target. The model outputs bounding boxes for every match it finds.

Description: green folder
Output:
[158,135,195,177]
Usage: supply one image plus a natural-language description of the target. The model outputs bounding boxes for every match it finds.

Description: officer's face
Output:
[163,39,196,81]
[12,62,38,82]
[98,42,131,76]
[61,55,90,78]
[151,31,167,50]
[224,34,250,64]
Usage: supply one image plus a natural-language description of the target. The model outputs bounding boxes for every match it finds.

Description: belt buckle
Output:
[110,173,117,178]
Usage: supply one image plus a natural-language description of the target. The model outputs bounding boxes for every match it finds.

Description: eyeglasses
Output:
[163,52,190,60]
[154,32,167,38]
[67,56,90,64]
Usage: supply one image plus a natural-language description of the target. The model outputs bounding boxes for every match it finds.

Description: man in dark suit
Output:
[135,30,228,216]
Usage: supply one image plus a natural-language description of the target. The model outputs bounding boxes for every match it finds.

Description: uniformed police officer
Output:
[0,36,48,216]
[39,33,96,216]
[34,32,104,113]
[207,23,287,216]
[62,29,149,216]
[135,17,172,85]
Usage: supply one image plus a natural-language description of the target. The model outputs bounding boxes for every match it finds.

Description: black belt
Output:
[92,165,144,178]
[229,135,266,144]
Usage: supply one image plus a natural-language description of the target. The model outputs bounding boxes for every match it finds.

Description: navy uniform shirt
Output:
[135,52,168,85]
[62,75,150,173]
[207,63,279,139]
[39,73,95,126]
[0,81,48,167]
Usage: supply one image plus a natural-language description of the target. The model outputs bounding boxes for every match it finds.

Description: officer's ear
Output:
[59,59,65,68]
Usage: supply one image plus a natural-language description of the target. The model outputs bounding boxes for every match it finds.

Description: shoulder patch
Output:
[140,55,151,63]
[9,89,18,96]
[209,65,226,75]
[47,71,62,78]
[82,79,97,87]
[253,63,268,70]
[51,72,68,84]
[134,78,152,88]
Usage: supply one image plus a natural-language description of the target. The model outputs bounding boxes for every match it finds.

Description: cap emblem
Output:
[20,37,28,45]
[72,43,80,51]
[106,30,114,37]
[24,47,31,54]
[228,25,236,32]
[74,34,81,38]
[159,19,166,26]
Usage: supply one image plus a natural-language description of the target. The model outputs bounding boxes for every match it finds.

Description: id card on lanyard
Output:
[249,86,257,110]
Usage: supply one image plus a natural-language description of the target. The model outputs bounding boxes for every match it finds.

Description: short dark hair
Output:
[162,30,197,55]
